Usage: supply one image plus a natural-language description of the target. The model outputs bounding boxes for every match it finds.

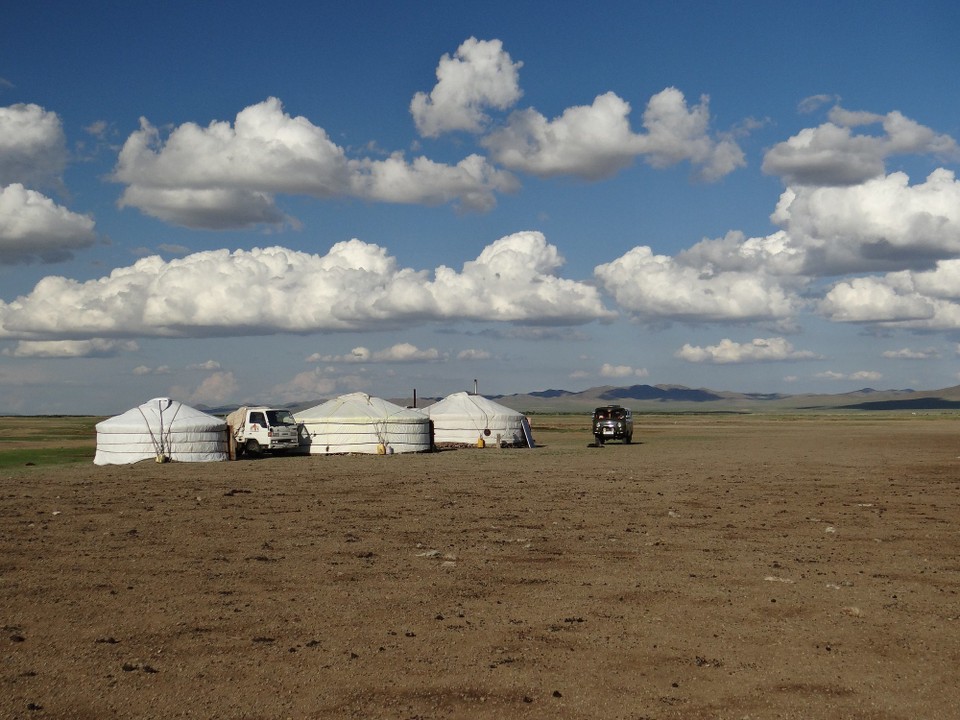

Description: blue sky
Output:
[2,0,960,414]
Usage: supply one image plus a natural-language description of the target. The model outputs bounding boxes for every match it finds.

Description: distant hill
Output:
[490,383,960,414]
[196,383,960,417]
[527,388,576,399]
[838,397,960,411]
[599,384,723,402]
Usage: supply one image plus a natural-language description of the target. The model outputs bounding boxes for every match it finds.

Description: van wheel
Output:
[245,439,262,456]
[625,434,632,444]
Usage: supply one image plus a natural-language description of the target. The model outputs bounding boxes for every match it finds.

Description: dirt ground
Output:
[2,414,959,719]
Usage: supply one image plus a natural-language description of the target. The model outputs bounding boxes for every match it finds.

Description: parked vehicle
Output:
[226,406,300,456]
[592,405,633,445]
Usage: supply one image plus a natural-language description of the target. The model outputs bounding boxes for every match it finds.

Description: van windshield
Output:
[266,410,296,426]
[595,407,626,420]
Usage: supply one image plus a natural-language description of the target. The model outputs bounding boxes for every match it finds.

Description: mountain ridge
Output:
[195,383,960,416]
[485,383,960,413]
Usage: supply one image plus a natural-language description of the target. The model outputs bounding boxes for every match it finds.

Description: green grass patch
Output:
[0,446,95,469]
[0,416,101,440]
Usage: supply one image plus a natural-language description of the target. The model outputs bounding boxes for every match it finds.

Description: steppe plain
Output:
[2,413,959,719]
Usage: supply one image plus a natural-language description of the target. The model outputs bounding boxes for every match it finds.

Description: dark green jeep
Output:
[592,405,634,445]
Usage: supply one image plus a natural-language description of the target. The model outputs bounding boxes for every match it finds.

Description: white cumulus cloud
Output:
[307,347,371,363]
[599,363,649,378]
[819,259,960,329]
[762,105,958,186]
[815,370,882,382]
[634,88,746,181]
[0,231,612,340]
[678,230,806,277]
[271,367,367,405]
[681,169,960,278]
[881,347,939,360]
[308,343,442,363]
[0,183,96,264]
[369,343,442,362]
[483,87,744,181]
[675,337,820,364]
[187,371,238,407]
[819,276,936,323]
[594,245,798,322]
[113,97,517,228]
[457,348,491,360]
[771,170,960,274]
[2,338,138,358]
[0,103,68,187]
[411,37,523,137]
[0,103,93,266]
[348,151,517,212]
[187,359,222,370]
[132,365,170,376]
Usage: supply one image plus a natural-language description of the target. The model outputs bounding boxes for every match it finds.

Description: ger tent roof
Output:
[94,397,229,465]
[425,392,534,447]
[295,392,431,454]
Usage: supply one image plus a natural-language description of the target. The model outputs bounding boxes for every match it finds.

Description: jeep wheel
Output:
[595,435,605,445]
[245,439,262,456]
[625,434,632,444]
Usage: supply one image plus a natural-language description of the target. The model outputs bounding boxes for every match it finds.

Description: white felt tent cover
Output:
[94,397,229,465]
[425,392,533,447]
[295,392,431,454]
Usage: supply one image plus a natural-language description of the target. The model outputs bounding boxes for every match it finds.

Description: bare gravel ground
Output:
[2,413,959,719]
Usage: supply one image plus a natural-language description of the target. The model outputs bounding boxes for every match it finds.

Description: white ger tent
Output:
[425,392,534,448]
[94,397,229,465]
[295,392,432,454]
